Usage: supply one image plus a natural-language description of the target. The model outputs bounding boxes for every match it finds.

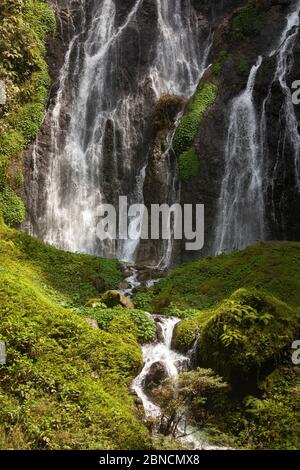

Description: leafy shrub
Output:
[133,289,156,310]
[80,306,156,343]
[153,368,228,436]
[0,0,56,225]
[198,288,300,381]
[14,101,45,144]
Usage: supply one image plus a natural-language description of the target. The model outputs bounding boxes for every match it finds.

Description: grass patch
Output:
[152,242,300,312]
[0,220,122,307]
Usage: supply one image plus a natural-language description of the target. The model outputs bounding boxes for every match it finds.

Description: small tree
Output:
[153,368,228,437]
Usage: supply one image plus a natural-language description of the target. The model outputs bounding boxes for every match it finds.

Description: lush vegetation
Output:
[230,2,266,42]
[0,219,154,449]
[148,242,300,449]
[3,223,122,306]
[173,82,217,181]
[237,58,251,77]
[0,0,55,226]
[78,304,156,344]
[150,242,300,312]
[198,288,299,381]
[153,368,228,438]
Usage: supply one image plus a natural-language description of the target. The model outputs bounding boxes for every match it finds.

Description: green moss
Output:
[211,62,222,77]
[0,0,56,226]
[78,306,156,343]
[1,223,122,307]
[0,221,150,450]
[223,367,300,450]
[231,2,266,42]
[173,82,218,158]
[211,51,229,77]
[172,319,199,353]
[198,288,299,381]
[14,102,45,144]
[0,186,26,226]
[178,147,199,181]
[171,308,215,353]
[0,130,25,160]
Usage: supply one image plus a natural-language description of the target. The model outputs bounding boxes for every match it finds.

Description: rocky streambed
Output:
[120,266,229,450]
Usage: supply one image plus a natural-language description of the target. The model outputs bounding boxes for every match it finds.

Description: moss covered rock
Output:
[0,0,56,226]
[173,81,218,174]
[198,288,300,386]
[172,318,200,353]
[102,290,134,309]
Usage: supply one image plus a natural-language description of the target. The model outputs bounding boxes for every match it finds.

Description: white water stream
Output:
[214,57,264,254]
[121,269,228,450]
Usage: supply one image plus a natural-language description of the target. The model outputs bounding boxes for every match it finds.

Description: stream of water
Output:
[121,269,229,450]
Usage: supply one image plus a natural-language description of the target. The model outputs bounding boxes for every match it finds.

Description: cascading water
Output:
[26,0,210,265]
[266,1,300,225]
[132,317,185,419]
[132,314,229,450]
[214,57,264,254]
[214,0,300,255]
[149,0,211,97]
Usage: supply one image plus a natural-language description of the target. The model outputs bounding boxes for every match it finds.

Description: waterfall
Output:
[132,315,229,449]
[149,0,210,98]
[214,57,264,254]
[120,0,211,264]
[268,0,300,224]
[214,1,300,255]
[26,0,210,264]
[132,317,183,419]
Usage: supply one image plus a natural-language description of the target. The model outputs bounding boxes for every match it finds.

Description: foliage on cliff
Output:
[0,219,151,449]
[0,0,55,226]
[173,82,217,181]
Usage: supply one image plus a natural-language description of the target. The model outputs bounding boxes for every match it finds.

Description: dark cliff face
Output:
[254,17,300,243]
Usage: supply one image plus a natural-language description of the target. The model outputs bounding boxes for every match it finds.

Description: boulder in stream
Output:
[101,290,134,309]
[144,361,168,394]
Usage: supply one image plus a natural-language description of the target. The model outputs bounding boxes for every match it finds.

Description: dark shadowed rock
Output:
[144,361,168,394]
